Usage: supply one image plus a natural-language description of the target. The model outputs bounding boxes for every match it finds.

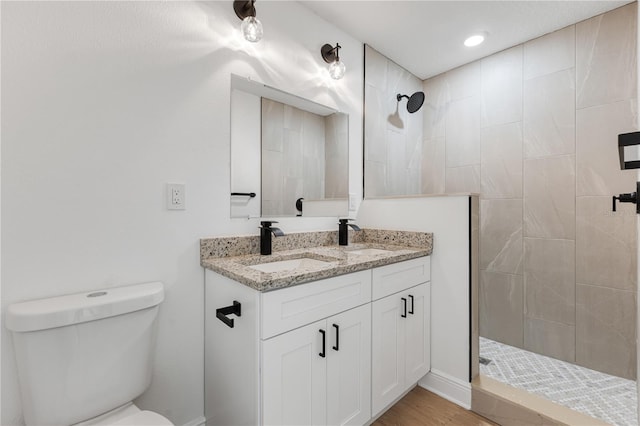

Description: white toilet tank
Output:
[6,282,165,426]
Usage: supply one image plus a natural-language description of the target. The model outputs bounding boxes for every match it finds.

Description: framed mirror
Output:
[230,74,349,218]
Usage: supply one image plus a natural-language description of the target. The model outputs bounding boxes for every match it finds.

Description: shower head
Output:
[397,91,425,113]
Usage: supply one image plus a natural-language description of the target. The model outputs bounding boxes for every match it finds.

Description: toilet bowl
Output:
[6,282,174,426]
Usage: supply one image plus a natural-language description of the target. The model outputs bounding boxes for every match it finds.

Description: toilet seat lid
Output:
[110,410,174,426]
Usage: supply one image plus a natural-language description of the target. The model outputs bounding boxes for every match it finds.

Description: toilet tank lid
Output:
[6,281,164,332]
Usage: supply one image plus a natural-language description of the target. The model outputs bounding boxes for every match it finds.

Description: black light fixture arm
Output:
[321,43,342,63]
[233,0,256,20]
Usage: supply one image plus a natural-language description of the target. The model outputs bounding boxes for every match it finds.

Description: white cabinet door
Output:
[326,304,371,426]
[262,319,327,426]
[371,283,431,418]
[371,294,405,417]
[404,283,430,385]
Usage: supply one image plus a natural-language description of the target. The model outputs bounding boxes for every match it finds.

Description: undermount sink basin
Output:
[347,248,392,256]
[249,257,332,273]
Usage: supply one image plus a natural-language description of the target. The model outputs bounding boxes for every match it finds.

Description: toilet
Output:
[6,281,174,426]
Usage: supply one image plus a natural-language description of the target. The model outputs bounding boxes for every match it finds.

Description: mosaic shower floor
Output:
[480,337,637,426]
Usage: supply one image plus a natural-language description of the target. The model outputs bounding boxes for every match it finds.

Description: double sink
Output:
[201,230,433,291]
[247,248,393,273]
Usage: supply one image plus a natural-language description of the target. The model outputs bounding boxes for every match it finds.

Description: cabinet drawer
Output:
[261,270,372,339]
[372,257,430,300]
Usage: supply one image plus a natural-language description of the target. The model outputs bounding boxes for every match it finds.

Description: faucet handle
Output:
[338,218,355,224]
[260,220,279,227]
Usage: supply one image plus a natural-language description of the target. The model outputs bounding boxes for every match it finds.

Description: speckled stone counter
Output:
[200,229,433,292]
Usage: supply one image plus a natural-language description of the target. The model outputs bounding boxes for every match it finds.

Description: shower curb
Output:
[471,375,612,426]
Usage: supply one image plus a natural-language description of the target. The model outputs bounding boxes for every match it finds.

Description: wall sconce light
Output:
[321,43,346,80]
[233,0,263,43]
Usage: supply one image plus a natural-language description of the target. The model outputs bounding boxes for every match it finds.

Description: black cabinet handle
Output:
[401,297,407,318]
[409,295,414,315]
[319,329,326,358]
[332,324,339,351]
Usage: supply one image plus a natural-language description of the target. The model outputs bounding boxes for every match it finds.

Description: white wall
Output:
[357,195,474,407]
[1,2,363,424]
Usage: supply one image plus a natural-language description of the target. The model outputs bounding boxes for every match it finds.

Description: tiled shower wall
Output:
[262,99,347,216]
[423,3,638,379]
[364,45,424,197]
[324,112,349,199]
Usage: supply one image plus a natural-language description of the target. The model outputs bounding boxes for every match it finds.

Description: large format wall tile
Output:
[576,2,637,109]
[262,99,284,152]
[364,160,386,198]
[445,96,480,167]
[576,284,637,379]
[523,69,575,159]
[365,44,423,197]
[364,84,387,165]
[303,154,323,199]
[283,129,303,179]
[480,271,524,348]
[481,46,523,128]
[576,99,638,196]
[445,164,481,194]
[480,199,523,274]
[524,238,575,325]
[481,122,523,199]
[524,155,575,239]
[524,25,575,80]
[576,196,636,291]
[262,149,283,201]
[524,317,575,363]
[284,104,304,132]
[324,114,348,198]
[386,129,406,196]
[423,74,449,141]
[283,177,303,216]
[302,112,324,151]
[364,45,388,90]
[446,60,481,101]
[422,137,445,194]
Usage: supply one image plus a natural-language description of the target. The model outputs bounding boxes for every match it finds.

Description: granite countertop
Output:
[200,229,433,292]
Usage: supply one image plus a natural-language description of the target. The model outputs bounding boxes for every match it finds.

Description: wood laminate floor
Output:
[373,386,498,426]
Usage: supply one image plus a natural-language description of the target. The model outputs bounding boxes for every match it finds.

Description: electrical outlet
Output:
[167,183,185,210]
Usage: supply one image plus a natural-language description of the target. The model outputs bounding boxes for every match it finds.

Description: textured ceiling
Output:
[300,0,633,79]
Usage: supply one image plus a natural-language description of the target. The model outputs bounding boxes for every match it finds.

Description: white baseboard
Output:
[182,416,206,426]
[419,369,471,409]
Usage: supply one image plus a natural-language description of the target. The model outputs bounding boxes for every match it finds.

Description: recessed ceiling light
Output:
[464,33,486,47]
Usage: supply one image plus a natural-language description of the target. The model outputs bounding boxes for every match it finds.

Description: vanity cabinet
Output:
[204,256,430,426]
[263,303,371,426]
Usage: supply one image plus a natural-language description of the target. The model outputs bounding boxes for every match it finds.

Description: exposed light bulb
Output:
[241,16,263,42]
[464,33,485,47]
[328,60,346,80]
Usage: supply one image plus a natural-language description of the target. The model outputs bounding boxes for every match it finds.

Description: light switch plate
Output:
[167,183,185,210]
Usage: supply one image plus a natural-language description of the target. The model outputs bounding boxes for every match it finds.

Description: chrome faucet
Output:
[260,221,284,255]
[338,218,361,246]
